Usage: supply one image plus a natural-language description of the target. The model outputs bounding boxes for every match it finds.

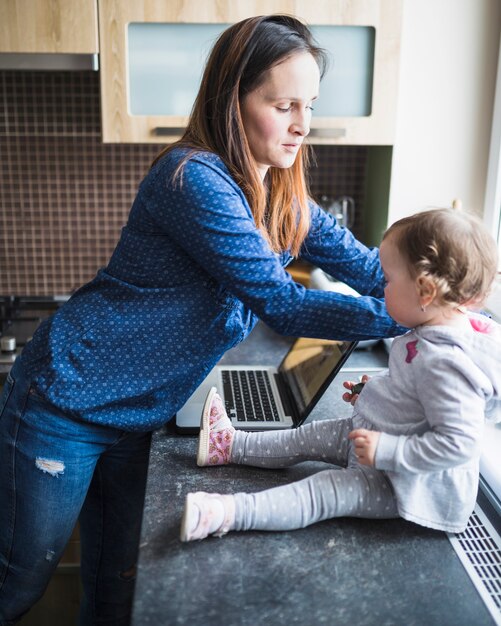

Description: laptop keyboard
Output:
[221,369,281,422]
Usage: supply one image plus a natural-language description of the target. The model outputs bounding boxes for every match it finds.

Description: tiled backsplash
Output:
[0,70,368,295]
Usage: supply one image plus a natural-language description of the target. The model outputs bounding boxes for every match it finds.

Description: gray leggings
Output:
[230,418,399,532]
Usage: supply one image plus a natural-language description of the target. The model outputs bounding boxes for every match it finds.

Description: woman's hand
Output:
[342,374,371,405]
[348,428,380,466]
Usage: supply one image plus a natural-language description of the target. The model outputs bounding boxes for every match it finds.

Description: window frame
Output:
[484,36,501,321]
[481,34,501,511]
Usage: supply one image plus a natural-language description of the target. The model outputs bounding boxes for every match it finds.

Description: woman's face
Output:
[240,52,320,180]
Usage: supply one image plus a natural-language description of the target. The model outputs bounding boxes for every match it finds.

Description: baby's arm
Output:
[375,356,486,474]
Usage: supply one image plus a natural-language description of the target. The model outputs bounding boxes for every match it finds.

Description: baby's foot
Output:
[197,386,235,467]
[180,492,235,542]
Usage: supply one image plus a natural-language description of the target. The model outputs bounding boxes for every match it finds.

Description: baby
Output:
[180,207,501,541]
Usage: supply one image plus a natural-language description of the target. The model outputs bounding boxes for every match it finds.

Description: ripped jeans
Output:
[0,359,152,625]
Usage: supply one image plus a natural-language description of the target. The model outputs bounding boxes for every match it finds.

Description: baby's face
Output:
[379,236,424,328]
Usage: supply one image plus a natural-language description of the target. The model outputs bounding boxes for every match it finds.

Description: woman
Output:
[0,14,404,625]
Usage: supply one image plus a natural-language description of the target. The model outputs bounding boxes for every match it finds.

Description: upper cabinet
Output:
[99,0,402,144]
[0,0,99,54]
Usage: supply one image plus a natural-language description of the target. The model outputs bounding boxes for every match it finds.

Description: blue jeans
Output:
[0,360,152,625]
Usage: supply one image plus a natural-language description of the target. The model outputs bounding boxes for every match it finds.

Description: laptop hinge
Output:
[274,373,299,423]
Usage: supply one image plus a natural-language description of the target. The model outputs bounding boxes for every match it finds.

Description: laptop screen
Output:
[278,337,357,418]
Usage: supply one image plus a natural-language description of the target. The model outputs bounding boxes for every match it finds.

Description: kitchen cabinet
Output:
[98,0,402,144]
[0,0,99,54]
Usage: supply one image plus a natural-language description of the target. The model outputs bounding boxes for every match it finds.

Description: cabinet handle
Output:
[153,127,186,136]
[153,127,347,139]
[308,128,346,139]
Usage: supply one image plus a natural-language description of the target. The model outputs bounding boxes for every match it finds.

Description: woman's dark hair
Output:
[153,15,328,255]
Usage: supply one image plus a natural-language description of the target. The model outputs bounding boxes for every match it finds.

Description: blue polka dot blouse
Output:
[20,148,402,431]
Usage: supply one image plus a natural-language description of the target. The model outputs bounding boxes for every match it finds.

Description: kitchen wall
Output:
[0,70,369,296]
[389,0,501,222]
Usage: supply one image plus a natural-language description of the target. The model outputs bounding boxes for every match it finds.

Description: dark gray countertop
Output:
[132,323,494,626]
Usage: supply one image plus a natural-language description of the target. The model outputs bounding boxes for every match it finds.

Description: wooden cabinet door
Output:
[0,0,98,54]
[99,0,401,144]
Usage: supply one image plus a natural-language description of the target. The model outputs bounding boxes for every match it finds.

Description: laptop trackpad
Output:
[176,402,204,430]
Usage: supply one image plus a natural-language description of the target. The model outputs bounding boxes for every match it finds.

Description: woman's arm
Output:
[152,156,402,341]
[300,201,386,299]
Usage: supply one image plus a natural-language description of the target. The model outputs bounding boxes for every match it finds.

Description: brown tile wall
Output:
[0,70,368,295]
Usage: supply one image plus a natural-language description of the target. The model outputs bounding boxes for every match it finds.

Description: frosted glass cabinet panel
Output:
[99,0,402,144]
[128,23,229,116]
[127,23,375,118]
[310,26,375,117]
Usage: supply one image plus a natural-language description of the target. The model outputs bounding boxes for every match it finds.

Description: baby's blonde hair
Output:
[383,208,498,307]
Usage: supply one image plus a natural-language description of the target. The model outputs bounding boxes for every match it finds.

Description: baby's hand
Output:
[348,428,380,466]
[342,375,370,406]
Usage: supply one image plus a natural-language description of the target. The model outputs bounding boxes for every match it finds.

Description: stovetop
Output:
[0,295,69,365]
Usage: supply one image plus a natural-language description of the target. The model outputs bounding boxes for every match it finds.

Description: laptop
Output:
[175,337,358,434]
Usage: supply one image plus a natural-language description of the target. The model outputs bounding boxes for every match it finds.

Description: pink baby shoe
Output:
[197,386,235,467]
[180,491,235,542]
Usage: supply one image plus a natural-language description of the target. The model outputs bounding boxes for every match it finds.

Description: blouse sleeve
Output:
[148,156,403,341]
[300,201,386,298]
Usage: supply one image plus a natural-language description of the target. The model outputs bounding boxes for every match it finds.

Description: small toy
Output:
[351,382,365,395]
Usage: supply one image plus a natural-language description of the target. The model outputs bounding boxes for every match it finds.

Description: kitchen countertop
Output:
[132,323,494,626]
